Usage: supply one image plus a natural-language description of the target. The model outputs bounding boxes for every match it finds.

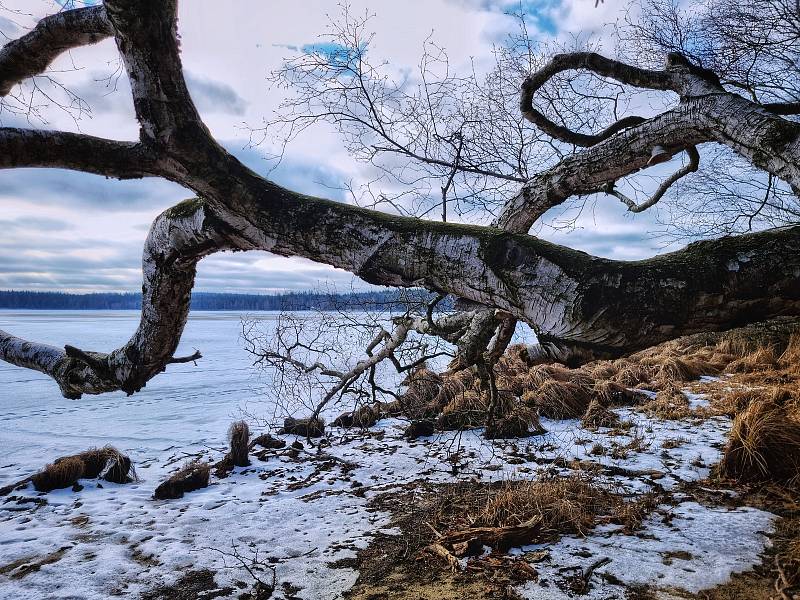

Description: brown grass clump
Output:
[725,346,778,374]
[30,446,135,492]
[495,346,531,380]
[611,359,655,387]
[707,387,763,417]
[714,336,751,358]
[430,371,474,413]
[437,389,489,430]
[718,397,800,484]
[353,403,382,427]
[333,403,385,428]
[592,380,645,407]
[650,357,711,386]
[153,460,211,500]
[398,368,444,418]
[485,405,546,439]
[581,399,621,429]
[524,380,591,419]
[70,446,134,483]
[642,384,692,419]
[228,420,250,467]
[31,457,84,492]
[280,416,325,437]
[404,419,436,439]
[467,474,654,537]
[779,332,800,372]
[583,360,619,381]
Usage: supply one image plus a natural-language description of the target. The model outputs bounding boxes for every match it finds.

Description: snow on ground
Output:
[0,408,775,600]
[517,501,774,599]
[0,313,777,599]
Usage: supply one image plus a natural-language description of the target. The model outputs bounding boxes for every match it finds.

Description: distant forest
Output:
[0,290,450,311]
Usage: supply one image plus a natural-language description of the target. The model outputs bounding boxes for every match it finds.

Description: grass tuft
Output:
[153,460,210,500]
[31,457,84,492]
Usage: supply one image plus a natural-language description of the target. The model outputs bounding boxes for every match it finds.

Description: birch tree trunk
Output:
[0,2,799,397]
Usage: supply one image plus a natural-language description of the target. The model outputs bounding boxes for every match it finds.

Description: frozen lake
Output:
[0,310,276,486]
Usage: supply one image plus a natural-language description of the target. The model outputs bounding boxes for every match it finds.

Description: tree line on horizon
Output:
[0,290,447,311]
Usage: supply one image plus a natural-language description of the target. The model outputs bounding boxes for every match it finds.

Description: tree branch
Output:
[103,0,205,145]
[0,5,112,96]
[0,128,161,179]
[605,146,700,212]
[519,52,676,146]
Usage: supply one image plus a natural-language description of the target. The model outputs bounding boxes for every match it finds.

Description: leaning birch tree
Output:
[1,0,800,401]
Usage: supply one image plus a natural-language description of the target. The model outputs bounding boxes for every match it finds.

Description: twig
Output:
[168,349,202,364]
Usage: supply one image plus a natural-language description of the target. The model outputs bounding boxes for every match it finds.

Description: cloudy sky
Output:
[0,0,675,294]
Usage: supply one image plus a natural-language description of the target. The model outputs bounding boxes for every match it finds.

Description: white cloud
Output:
[0,0,668,294]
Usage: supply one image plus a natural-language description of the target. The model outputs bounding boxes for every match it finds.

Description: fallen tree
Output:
[1,1,799,399]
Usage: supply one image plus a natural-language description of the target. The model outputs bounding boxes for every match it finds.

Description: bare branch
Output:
[0,5,112,96]
[0,127,161,179]
[605,146,700,212]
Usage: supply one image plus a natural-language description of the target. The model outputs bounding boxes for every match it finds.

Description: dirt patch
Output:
[0,547,69,579]
[140,568,234,600]
[342,473,661,600]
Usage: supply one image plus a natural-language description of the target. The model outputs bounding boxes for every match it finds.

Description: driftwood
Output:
[422,543,461,572]
[438,515,544,556]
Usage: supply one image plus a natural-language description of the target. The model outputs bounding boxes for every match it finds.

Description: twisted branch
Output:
[0,5,112,96]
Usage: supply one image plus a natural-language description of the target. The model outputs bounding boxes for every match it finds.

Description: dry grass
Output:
[718,395,800,484]
[398,368,444,419]
[524,379,591,419]
[70,446,133,483]
[726,346,778,374]
[31,446,134,492]
[642,384,692,420]
[611,359,655,387]
[691,385,762,418]
[228,420,250,467]
[581,399,621,429]
[650,357,712,387]
[436,389,489,430]
[434,473,658,542]
[430,371,474,412]
[353,403,382,427]
[31,457,84,492]
[153,460,210,500]
[332,402,385,428]
[779,332,800,374]
[280,416,325,437]
[661,437,688,449]
[592,380,644,407]
[485,405,546,439]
